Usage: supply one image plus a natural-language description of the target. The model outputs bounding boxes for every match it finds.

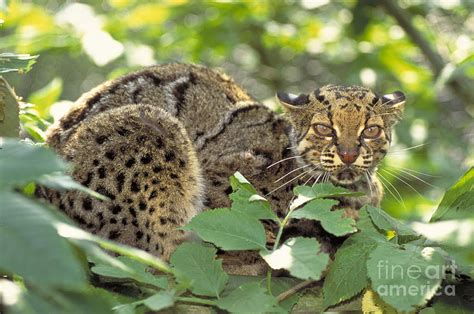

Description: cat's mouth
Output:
[331,168,362,185]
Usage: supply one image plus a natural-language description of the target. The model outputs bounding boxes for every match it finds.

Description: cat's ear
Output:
[276,92,310,110]
[381,91,406,125]
[382,91,405,111]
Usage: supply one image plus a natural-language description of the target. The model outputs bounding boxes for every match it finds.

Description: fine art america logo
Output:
[375,259,457,297]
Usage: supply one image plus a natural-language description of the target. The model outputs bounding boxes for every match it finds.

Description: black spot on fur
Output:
[121,218,128,225]
[86,222,94,229]
[159,202,165,208]
[110,217,117,224]
[139,201,147,211]
[130,180,140,193]
[83,197,93,211]
[95,135,107,144]
[136,230,144,240]
[178,159,186,168]
[160,217,166,225]
[109,230,120,240]
[117,127,131,136]
[151,179,160,185]
[132,86,143,103]
[316,95,325,102]
[170,173,179,179]
[98,166,106,178]
[96,186,115,200]
[82,172,93,186]
[159,187,167,192]
[73,214,87,225]
[145,220,150,228]
[97,212,104,221]
[87,93,102,108]
[110,204,122,214]
[132,219,139,227]
[143,172,149,178]
[129,207,137,217]
[152,165,163,173]
[149,207,155,214]
[105,150,115,160]
[156,137,164,149]
[173,79,190,116]
[165,151,175,162]
[116,173,125,192]
[126,198,133,204]
[93,159,100,166]
[146,234,151,243]
[143,71,162,86]
[148,190,158,200]
[212,180,221,187]
[141,154,152,164]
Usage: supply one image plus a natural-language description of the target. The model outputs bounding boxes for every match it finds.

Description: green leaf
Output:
[322,229,390,309]
[229,172,278,221]
[143,290,175,311]
[411,219,474,273]
[365,205,418,237]
[215,282,280,313]
[0,77,21,138]
[0,191,87,289]
[0,139,66,189]
[37,174,109,201]
[430,168,474,222]
[261,237,329,280]
[91,256,167,289]
[183,208,267,251]
[0,53,38,74]
[367,244,446,312]
[230,189,279,221]
[291,199,357,236]
[28,77,63,117]
[170,242,228,297]
[291,182,364,209]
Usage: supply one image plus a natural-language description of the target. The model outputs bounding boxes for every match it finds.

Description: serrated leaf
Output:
[183,208,267,251]
[37,174,109,201]
[261,237,329,280]
[230,189,278,221]
[291,199,357,236]
[294,182,365,199]
[143,290,175,311]
[322,229,391,309]
[291,182,364,209]
[0,139,66,189]
[170,243,228,297]
[367,244,445,312]
[430,168,474,222]
[215,282,280,313]
[0,53,38,74]
[0,191,87,289]
[365,205,418,237]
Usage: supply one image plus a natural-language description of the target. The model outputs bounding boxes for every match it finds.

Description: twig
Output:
[276,279,317,302]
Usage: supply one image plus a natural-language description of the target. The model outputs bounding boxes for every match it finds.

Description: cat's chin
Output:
[330,169,362,186]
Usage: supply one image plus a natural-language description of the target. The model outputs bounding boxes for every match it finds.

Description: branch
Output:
[379,0,474,104]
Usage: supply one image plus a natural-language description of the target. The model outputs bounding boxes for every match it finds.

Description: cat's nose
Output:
[337,146,359,165]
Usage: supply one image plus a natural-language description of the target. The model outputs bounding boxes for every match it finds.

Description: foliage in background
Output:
[1,138,473,313]
[0,0,473,219]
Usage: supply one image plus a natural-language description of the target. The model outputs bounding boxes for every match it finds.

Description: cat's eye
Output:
[363,126,382,139]
[313,124,334,137]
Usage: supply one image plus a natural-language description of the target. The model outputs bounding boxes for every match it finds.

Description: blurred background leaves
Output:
[1,0,473,220]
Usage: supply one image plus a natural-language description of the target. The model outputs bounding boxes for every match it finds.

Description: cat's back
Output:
[47,63,252,150]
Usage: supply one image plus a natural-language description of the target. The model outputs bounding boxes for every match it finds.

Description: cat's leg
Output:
[41,104,203,260]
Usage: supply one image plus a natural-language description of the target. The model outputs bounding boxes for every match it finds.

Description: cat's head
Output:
[278,85,405,185]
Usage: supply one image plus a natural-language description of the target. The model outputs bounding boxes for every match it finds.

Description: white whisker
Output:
[267,155,302,169]
[274,164,312,183]
[387,143,427,154]
[365,172,373,200]
[378,172,405,208]
[379,168,424,198]
[265,168,314,196]
[385,166,439,188]
[385,164,439,178]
